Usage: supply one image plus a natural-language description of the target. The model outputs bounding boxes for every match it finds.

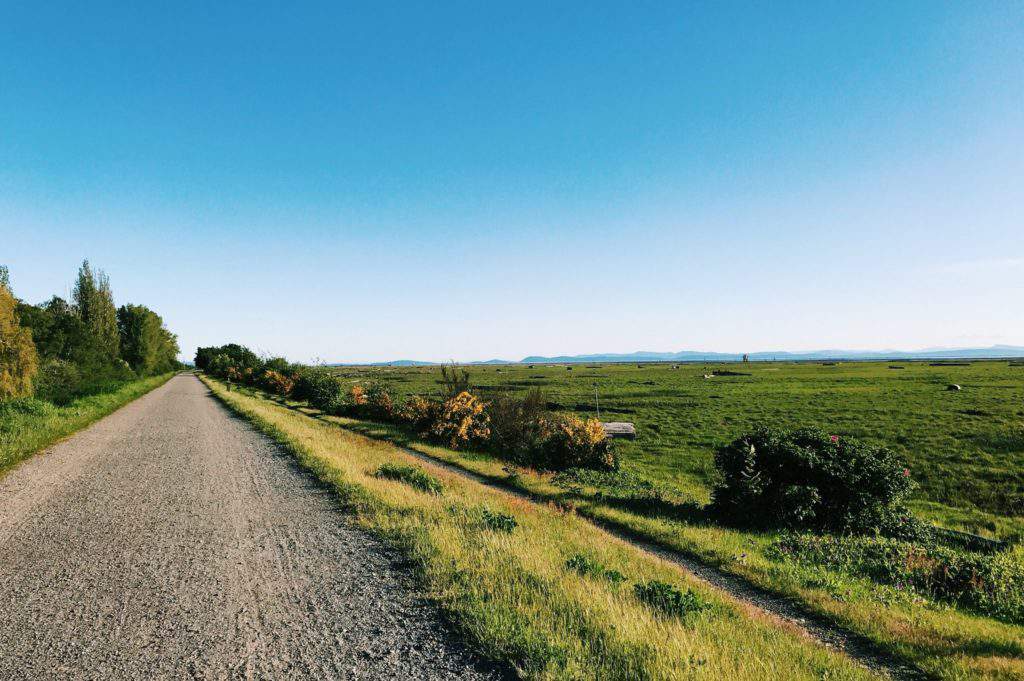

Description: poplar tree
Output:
[72,260,120,360]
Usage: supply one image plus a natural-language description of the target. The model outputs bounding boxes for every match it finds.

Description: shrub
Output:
[349,384,367,406]
[363,382,396,421]
[633,581,709,618]
[439,361,470,398]
[33,359,82,405]
[481,507,517,532]
[400,395,441,433]
[430,391,491,449]
[259,369,295,397]
[375,463,443,495]
[538,415,617,471]
[0,397,56,421]
[565,553,626,583]
[292,367,345,414]
[772,534,1024,624]
[709,426,915,534]
[487,388,549,464]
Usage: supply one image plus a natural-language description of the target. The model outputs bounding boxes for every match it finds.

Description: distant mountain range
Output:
[338,345,1024,366]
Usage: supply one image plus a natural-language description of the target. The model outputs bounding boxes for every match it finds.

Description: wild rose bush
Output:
[710,426,916,534]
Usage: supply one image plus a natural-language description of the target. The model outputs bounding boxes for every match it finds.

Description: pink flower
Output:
[829,435,839,443]
[902,468,910,477]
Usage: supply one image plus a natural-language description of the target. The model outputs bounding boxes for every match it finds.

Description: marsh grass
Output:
[339,361,1024,517]
[203,375,876,680]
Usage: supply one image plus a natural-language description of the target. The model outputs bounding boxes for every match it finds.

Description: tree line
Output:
[0,261,180,403]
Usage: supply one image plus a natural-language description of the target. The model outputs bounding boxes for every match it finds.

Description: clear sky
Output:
[2,2,1021,363]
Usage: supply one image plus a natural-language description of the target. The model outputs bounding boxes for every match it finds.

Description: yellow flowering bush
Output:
[431,391,491,449]
[401,395,441,432]
[540,415,618,471]
[349,384,367,406]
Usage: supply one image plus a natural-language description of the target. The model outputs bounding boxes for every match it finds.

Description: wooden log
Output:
[601,422,636,440]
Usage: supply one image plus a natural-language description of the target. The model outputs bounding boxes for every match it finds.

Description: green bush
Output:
[565,553,626,583]
[375,463,443,495]
[772,533,1024,624]
[481,507,517,533]
[33,359,82,405]
[486,388,549,464]
[292,367,345,414]
[710,426,915,534]
[633,581,709,618]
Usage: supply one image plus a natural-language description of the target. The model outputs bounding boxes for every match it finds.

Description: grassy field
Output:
[216,358,1024,680]
[259,359,1024,679]
[202,375,880,681]
[330,360,1024,535]
[0,372,176,478]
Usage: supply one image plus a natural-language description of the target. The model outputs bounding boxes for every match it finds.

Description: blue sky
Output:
[2,2,1021,363]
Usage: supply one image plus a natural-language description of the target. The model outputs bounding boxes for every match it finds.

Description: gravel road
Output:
[0,374,501,680]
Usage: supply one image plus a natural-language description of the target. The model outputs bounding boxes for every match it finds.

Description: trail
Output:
[0,374,499,680]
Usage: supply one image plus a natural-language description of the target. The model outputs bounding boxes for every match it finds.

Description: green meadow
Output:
[332,360,1024,538]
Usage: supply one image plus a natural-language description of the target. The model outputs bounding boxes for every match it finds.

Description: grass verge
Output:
[202,375,878,680]
[0,372,176,478]
[259,392,1024,681]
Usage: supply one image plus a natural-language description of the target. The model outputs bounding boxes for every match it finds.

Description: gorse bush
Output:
[259,369,295,397]
[201,354,619,473]
[539,415,618,471]
[362,382,395,421]
[400,395,440,432]
[431,391,491,449]
[772,533,1024,624]
[710,426,915,534]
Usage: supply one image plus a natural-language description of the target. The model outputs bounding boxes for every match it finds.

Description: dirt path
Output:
[0,375,500,680]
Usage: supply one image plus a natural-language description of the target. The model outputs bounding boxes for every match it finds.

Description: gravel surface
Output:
[0,375,502,680]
